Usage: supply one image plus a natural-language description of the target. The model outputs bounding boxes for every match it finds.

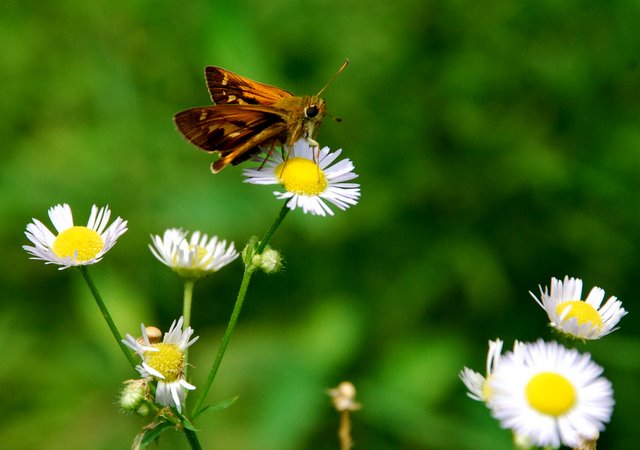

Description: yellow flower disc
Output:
[276,157,327,195]
[145,343,184,382]
[556,300,603,331]
[526,372,576,416]
[482,377,493,401]
[52,226,104,262]
[172,245,210,268]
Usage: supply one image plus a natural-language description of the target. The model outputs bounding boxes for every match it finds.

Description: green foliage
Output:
[3,0,640,448]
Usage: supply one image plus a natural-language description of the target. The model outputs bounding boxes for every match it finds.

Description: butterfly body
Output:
[174,66,328,173]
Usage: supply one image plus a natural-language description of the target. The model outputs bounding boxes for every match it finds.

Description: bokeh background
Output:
[3,0,640,448]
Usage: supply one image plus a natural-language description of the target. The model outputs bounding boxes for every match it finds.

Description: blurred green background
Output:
[2,0,640,448]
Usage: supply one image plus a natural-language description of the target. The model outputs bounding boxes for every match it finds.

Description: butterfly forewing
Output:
[205,67,292,105]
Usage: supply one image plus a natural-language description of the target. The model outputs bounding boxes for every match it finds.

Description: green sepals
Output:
[241,237,282,274]
[241,236,262,272]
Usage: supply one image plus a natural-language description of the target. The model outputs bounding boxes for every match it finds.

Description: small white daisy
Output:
[487,340,614,449]
[123,316,199,413]
[460,339,524,403]
[243,139,361,217]
[149,228,239,279]
[23,203,127,269]
[530,276,627,340]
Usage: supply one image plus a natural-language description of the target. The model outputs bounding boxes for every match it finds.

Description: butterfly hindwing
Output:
[174,105,289,171]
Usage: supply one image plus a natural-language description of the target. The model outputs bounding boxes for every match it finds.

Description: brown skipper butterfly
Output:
[174,60,349,173]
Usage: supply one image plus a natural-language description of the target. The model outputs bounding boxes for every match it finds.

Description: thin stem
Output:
[338,411,353,450]
[78,266,138,370]
[183,279,195,330]
[183,279,195,379]
[257,203,290,254]
[191,202,290,417]
[183,428,202,450]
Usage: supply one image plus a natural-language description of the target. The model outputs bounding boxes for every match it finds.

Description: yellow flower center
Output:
[556,300,603,331]
[172,245,210,268]
[525,372,576,416]
[52,226,104,262]
[145,343,184,383]
[481,376,493,401]
[276,157,327,195]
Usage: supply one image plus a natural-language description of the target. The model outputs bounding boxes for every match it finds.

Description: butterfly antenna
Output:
[316,59,350,97]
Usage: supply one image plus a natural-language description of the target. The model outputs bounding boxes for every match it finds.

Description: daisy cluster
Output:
[461,277,627,449]
[23,204,241,415]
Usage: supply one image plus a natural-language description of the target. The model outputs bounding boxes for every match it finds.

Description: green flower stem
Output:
[183,279,195,378]
[78,266,138,370]
[183,428,202,450]
[183,279,195,330]
[191,203,290,417]
[257,203,290,254]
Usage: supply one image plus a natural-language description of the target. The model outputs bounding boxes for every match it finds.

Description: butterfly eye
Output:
[305,105,319,118]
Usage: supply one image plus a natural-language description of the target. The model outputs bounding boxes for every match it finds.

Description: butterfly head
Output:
[304,96,326,120]
[299,96,327,141]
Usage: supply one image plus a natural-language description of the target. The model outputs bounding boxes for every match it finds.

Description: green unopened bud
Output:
[136,402,151,417]
[119,379,148,412]
[259,248,282,273]
[242,237,283,273]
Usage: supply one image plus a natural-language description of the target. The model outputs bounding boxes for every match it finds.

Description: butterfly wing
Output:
[174,105,289,172]
[205,67,293,106]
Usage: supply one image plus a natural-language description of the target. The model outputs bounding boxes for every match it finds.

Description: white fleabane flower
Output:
[530,276,627,340]
[243,139,360,216]
[460,339,524,403]
[24,203,127,269]
[487,340,614,449]
[149,228,238,279]
[123,317,198,413]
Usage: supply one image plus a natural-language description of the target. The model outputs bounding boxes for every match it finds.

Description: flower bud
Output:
[119,379,148,412]
[259,248,283,273]
[328,381,361,412]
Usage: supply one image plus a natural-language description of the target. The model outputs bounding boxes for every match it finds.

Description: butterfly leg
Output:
[258,141,278,171]
[306,134,321,166]
[307,137,319,149]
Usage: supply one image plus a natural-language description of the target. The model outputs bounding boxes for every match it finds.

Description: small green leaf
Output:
[177,412,199,432]
[195,396,239,418]
[132,421,172,450]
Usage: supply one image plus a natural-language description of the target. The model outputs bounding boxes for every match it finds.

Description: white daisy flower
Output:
[23,203,127,269]
[123,316,199,413]
[243,139,361,217]
[460,339,524,403]
[149,228,238,279]
[487,340,614,449]
[530,276,627,340]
